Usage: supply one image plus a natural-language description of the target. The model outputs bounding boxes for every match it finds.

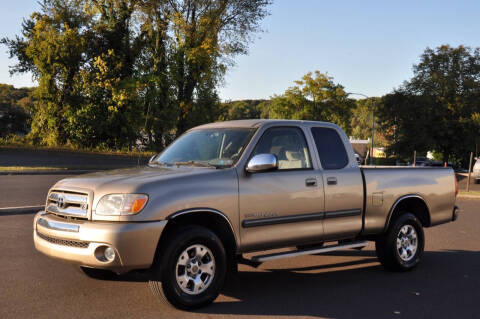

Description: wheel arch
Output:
[384,195,431,232]
[152,208,238,270]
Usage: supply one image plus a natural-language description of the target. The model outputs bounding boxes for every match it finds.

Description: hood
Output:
[53,165,221,194]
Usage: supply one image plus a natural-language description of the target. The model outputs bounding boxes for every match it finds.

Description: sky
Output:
[1,0,480,100]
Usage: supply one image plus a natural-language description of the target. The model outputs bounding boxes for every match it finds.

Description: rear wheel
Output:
[149,226,227,310]
[375,213,424,271]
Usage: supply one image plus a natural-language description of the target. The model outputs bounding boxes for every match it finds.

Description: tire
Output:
[375,212,424,272]
[149,226,227,310]
[79,266,118,280]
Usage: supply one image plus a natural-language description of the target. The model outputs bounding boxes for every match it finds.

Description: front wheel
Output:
[375,213,425,271]
[149,226,227,310]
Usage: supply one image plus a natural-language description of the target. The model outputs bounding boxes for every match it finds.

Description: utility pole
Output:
[466,152,473,192]
[370,99,375,165]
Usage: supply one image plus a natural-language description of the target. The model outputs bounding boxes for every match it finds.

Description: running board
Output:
[250,241,368,263]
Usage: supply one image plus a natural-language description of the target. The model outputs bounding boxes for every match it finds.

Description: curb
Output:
[0,206,44,216]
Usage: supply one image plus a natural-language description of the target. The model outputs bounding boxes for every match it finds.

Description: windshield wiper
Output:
[173,161,219,168]
[149,161,170,167]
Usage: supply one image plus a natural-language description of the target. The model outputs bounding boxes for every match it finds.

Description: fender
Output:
[384,194,431,232]
[167,207,238,245]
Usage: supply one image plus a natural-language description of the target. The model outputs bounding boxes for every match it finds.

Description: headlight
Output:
[95,194,148,216]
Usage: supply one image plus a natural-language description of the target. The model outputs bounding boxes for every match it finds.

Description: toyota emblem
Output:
[57,196,65,209]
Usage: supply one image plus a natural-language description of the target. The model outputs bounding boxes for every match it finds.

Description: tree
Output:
[350,98,374,140]
[166,0,271,134]
[378,93,436,158]
[378,45,480,164]
[219,99,266,120]
[0,84,35,137]
[2,0,272,150]
[268,71,354,133]
[1,0,90,146]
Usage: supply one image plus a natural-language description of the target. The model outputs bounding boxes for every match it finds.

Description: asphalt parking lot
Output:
[0,192,478,319]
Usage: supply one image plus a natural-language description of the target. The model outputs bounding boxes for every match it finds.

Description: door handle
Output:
[327,177,337,185]
[305,178,317,187]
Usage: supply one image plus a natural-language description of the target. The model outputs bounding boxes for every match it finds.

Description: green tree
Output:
[378,93,436,158]
[268,71,354,133]
[378,45,480,164]
[2,0,271,150]
[0,84,35,137]
[2,0,89,146]
[219,99,266,120]
[166,0,271,134]
[350,98,374,140]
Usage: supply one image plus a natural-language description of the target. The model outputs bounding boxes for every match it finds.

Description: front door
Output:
[238,126,325,251]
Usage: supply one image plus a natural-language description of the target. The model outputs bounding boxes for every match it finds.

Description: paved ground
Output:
[0,174,69,207]
[0,199,478,319]
[457,173,480,192]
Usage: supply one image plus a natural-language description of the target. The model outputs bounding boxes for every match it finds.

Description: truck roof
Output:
[193,119,334,130]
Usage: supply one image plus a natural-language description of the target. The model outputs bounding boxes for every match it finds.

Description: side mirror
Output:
[246,154,278,173]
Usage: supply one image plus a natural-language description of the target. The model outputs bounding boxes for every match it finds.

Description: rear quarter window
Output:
[311,127,349,170]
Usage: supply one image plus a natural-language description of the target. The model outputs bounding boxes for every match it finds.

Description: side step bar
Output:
[250,241,368,263]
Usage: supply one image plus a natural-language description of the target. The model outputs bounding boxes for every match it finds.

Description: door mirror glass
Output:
[246,154,278,173]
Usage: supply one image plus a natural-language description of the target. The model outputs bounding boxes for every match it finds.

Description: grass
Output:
[458,190,480,197]
[0,141,155,157]
[0,166,67,172]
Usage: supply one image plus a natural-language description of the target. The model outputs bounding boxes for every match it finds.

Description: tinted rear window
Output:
[311,127,349,170]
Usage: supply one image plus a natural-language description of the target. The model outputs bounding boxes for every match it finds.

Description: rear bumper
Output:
[452,205,459,222]
[33,211,167,274]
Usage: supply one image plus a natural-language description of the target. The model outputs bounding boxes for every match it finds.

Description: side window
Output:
[311,127,349,170]
[253,127,312,170]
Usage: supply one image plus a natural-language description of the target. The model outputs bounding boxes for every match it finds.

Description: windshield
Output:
[153,128,255,168]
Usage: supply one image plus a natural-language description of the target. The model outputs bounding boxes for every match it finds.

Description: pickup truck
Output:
[33,119,459,310]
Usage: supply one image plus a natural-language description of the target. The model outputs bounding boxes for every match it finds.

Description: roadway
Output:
[0,174,478,319]
[0,175,67,208]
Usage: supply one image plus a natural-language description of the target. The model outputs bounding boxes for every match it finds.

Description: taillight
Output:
[455,175,459,197]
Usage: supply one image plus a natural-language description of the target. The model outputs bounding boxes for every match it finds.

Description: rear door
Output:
[238,126,325,251]
[310,126,363,240]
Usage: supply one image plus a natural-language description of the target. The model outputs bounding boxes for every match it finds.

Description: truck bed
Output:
[360,166,456,234]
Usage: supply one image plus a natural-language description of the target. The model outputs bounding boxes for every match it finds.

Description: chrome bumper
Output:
[33,211,167,273]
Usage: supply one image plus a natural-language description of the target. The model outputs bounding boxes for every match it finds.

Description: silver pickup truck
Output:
[33,119,459,310]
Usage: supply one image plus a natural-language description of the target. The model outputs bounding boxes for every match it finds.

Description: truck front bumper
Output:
[33,211,167,274]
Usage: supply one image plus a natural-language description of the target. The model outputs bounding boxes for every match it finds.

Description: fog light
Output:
[104,247,115,262]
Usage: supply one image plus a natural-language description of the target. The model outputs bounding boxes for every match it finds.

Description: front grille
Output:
[37,232,89,249]
[46,190,89,219]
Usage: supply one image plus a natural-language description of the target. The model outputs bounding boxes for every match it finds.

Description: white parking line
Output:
[0,205,44,211]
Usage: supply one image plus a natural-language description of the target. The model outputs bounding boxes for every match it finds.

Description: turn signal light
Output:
[132,197,148,214]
